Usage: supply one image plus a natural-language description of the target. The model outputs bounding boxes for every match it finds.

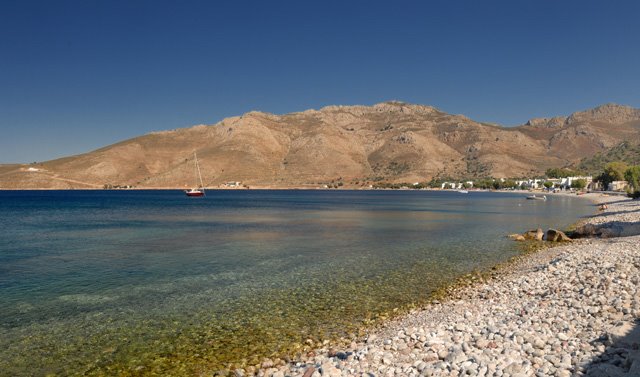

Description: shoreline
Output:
[249,194,640,377]
[0,186,625,195]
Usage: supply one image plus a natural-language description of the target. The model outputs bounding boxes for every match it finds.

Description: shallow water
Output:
[0,190,593,375]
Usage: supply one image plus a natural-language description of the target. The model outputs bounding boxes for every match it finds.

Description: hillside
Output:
[1,102,639,189]
[577,141,640,175]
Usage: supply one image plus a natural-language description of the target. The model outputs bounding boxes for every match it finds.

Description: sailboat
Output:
[185,151,205,197]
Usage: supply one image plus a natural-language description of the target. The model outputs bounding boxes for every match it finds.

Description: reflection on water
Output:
[0,190,593,374]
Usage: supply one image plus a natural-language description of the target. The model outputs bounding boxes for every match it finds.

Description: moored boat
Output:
[526,194,547,201]
[185,151,206,197]
[185,188,205,197]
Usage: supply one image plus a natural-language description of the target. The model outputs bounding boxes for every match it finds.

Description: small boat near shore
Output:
[458,190,469,194]
[185,151,205,197]
[526,194,547,201]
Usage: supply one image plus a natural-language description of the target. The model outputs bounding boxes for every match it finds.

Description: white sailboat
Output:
[185,151,205,197]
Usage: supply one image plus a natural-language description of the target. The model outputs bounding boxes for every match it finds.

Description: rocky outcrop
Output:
[574,222,640,239]
[566,103,640,125]
[525,116,566,128]
[545,228,572,242]
[510,227,569,242]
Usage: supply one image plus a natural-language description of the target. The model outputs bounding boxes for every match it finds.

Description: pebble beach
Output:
[248,194,640,377]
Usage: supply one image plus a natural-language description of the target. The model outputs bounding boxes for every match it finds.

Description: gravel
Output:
[248,195,640,377]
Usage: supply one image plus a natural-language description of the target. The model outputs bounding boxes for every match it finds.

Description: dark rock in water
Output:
[523,228,544,241]
[546,229,572,242]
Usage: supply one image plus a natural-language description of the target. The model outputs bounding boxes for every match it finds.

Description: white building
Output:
[560,176,593,189]
[441,182,463,189]
[515,179,544,189]
[608,181,628,191]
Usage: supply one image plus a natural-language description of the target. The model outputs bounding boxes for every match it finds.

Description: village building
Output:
[608,180,629,191]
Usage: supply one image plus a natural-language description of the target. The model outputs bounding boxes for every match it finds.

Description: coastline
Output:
[250,194,640,377]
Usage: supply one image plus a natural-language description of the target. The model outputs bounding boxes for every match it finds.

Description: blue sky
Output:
[1,1,639,163]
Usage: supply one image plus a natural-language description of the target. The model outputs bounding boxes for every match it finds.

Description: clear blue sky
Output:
[1,1,639,163]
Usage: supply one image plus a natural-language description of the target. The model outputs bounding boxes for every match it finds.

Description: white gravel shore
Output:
[243,194,640,377]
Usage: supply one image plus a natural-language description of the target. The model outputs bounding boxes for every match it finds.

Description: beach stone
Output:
[522,228,544,241]
[319,362,340,377]
[545,229,571,242]
[446,350,467,364]
[302,367,316,377]
[606,321,635,344]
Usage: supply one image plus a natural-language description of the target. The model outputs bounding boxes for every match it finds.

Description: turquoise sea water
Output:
[0,190,593,375]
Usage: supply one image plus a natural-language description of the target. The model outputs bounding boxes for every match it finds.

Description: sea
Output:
[0,189,594,375]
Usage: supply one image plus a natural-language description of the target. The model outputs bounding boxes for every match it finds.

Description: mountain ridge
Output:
[1,101,639,189]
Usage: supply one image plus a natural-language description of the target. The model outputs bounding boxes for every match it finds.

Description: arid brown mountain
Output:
[1,102,639,189]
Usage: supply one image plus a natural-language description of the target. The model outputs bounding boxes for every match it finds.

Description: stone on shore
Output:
[523,228,544,241]
[508,233,526,241]
[545,228,572,242]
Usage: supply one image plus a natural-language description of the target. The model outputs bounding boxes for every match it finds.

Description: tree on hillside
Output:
[503,179,517,189]
[597,161,628,189]
[543,181,554,189]
[625,166,640,190]
[545,167,582,178]
[571,179,587,190]
[474,178,495,189]
[625,166,640,199]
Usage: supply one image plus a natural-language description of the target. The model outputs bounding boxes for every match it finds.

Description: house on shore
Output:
[515,179,543,189]
[608,181,629,191]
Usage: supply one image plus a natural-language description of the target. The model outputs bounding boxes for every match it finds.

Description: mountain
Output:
[1,101,640,189]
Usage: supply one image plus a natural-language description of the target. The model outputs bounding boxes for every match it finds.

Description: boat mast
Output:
[194,151,205,192]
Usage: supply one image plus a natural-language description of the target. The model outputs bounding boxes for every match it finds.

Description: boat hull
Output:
[185,191,205,197]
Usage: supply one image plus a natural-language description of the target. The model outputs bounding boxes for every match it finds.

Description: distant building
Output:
[608,181,628,191]
[562,176,593,189]
[441,182,463,189]
[515,179,543,189]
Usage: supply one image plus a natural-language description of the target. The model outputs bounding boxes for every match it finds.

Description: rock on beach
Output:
[253,195,640,377]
